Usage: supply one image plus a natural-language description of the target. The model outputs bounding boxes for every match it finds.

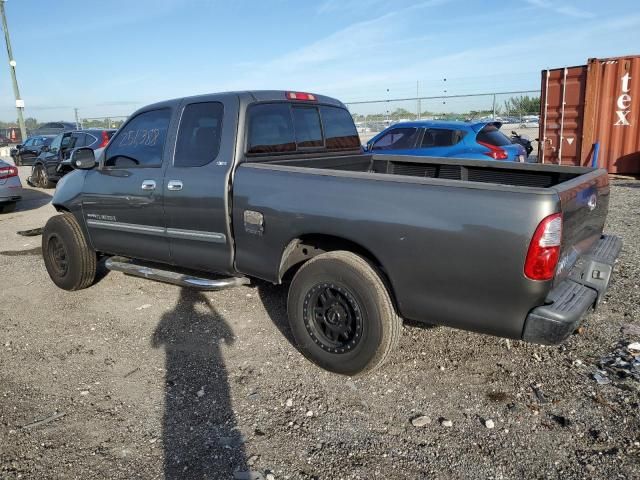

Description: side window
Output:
[70,133,85,149]
[292,107,323,148]
[421,129,466,147]
[320,106,360,149]
[49,134,63,154]
[84,133,97,147]
[247,103,295,154]
[174,102,224,167]
[105,109,171,168]
[23,138,34,147]
[372,127,419,150]
[60,134,74,151]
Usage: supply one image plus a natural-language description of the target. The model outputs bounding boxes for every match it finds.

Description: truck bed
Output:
[234,153,609,340]
[261,153,589,189]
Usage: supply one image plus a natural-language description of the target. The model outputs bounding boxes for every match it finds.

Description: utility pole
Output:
[0,0,26,142]
[416,80,421,120]
[492,93,497,119]
[74,108,80,129]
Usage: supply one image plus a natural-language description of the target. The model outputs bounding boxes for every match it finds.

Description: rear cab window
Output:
[246,102,359,156]
[476,125,511,146]
[174,102,224,167]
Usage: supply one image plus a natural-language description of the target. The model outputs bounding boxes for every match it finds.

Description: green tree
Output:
[503,95,540,115]
[24,117,39,130]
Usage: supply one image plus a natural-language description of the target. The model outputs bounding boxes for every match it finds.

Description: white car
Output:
[0,157,22,213]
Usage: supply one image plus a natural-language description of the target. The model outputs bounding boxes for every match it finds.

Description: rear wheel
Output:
[287,251,401,375]
[42,213,97,291]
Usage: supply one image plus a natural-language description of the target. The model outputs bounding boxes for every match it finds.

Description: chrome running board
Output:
[105,256,249,291]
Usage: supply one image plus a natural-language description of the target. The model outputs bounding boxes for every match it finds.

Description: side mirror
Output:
[16,144,22,149]
[71,147,96,169]
[40,145,49,152]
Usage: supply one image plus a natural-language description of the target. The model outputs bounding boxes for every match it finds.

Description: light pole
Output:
[0,0,27,141]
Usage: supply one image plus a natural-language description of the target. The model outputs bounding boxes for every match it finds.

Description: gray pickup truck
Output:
[43,90,622,375]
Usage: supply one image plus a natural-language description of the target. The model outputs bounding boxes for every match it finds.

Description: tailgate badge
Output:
[587,194,597,211]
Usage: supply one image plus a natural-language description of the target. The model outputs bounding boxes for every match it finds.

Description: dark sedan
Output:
[11,135,56,166]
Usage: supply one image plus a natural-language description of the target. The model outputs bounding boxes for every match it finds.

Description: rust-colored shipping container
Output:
[539,55,640,174]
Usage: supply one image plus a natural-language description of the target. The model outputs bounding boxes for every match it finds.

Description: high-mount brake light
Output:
[286,92,317,101]
[477,140,509,160]
[0,165,18,180]
[99,130,110,148]
[524,213,563,281]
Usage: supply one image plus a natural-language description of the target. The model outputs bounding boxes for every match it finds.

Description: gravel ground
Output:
[0,166,639,480]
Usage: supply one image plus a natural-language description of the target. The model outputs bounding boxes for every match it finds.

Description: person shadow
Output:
[152,288,247,479]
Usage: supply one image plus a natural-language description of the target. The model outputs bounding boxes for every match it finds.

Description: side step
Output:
[105,256,250,291]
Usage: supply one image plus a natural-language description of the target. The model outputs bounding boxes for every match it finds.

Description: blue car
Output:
[365,120,526,162]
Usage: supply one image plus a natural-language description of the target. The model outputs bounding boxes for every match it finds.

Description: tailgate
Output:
[553,168,610,282]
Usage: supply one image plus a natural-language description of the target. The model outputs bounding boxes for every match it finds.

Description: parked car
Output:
[30,129,115,188]
[365,120,527,161]
[43,90,620,375]
[11,135,56,166]
[0,158,22,213]
[31,122,77,136]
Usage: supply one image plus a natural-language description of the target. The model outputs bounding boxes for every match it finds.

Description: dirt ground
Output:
[0,166,639,480]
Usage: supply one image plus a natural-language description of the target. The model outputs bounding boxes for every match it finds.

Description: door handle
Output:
[167,180,183,191]
[141,180,156,191]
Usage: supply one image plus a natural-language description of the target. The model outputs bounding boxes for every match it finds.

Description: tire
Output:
[42,213,97,291]
[0,202,16,213]
[33,164,55,189]
[287,251,401,375]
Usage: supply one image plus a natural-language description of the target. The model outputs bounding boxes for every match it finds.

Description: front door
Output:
[163,96,238,273]
[82,107,175,263]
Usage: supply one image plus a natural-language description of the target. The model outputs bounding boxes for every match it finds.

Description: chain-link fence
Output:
[346,90,541,143]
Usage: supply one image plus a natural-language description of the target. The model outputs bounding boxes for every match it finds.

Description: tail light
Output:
[524,213,562,281]
[477,140,508,160]
[286,91,316,101]
[0,165,18,180]
[99,130,110,148]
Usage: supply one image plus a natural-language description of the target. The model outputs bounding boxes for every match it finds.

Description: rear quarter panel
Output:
[232,164,560,339]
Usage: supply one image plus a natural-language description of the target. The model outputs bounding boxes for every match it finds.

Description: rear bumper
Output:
[522,235,622,345]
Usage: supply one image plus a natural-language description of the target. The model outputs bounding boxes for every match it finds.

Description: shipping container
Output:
[539,55,640,174]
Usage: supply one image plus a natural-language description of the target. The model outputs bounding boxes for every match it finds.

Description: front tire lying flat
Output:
[287,251,401,376]
[42,213,97,291]
[33,164,55,189]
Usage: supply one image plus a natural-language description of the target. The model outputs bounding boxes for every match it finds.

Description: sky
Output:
[0,0,638,121]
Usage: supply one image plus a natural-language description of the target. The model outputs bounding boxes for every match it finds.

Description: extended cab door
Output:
[81,107,175,263]
[162,95,239,274]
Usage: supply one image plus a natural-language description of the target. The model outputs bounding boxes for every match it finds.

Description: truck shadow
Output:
[13,186,52,213]
[254,279,297,347]
[152,288,247,479]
